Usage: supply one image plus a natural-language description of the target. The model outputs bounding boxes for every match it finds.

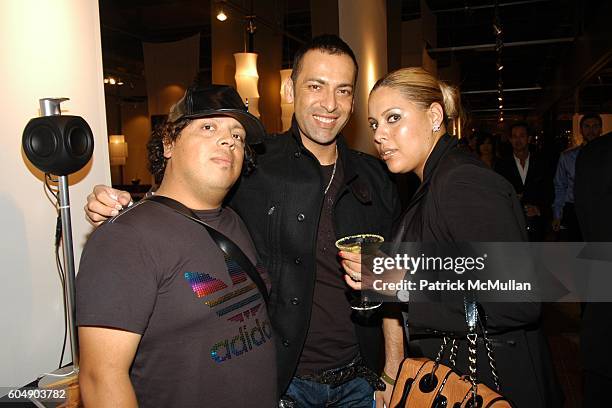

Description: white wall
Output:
[0,0,110,388]
[338,0,387,155]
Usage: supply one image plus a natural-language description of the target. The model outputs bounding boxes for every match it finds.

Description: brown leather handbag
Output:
[389,301,514,408]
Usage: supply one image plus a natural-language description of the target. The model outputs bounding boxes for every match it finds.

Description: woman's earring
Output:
[432,123,441,132]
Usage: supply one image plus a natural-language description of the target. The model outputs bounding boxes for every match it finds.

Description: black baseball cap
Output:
[168,84,265,144]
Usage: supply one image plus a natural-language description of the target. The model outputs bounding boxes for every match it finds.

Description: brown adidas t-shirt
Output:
[77,199,277,408]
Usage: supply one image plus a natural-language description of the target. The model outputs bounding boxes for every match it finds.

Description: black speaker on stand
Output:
[22,97,94,394]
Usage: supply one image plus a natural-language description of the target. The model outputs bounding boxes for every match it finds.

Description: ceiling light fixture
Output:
[493,23,503,36]
[103,75,124,86]
[217,9,227,21]
[234,16,260,118]
[493,0,504,120]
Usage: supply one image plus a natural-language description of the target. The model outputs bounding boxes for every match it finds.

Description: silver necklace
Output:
[323,146,338,195]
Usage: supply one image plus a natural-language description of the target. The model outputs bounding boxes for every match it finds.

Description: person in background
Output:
[474,131,497,168]
[340,67,563,407]
[574,130,612,407]
[84,34,403,408]
[459,132,478,155]
[77,85,277,408]
[495,122,553,241]
[552,113,602,241]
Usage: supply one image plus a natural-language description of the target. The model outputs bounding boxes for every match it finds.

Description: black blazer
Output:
[575,133,612,380]
[228,118,401,394]
[494,151,553,211]
[397,135,562,408]
[575,133,612,241]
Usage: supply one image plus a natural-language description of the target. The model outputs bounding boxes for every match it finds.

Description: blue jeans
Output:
[283,376,374,407]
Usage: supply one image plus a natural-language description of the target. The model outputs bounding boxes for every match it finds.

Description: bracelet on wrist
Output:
[380,370,396,386]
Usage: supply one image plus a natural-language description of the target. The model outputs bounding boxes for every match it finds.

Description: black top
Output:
[397,134,562,407]
[228,117,401,393]
[575,133,612,242]
[297,157,360,375]
[574,133,612,387]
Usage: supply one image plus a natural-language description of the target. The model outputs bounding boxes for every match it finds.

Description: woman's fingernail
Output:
[111,209,118,216]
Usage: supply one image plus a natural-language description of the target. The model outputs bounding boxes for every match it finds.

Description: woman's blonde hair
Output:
[371,67,463,125]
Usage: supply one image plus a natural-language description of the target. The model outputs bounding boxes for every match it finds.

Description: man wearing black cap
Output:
[85,35,402,407]
[77,85,277,408]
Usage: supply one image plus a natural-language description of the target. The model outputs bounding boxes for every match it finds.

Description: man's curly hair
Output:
[147,118,257,185]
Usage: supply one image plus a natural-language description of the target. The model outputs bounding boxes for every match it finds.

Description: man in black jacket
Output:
[495,122,553,241]
[85,35,402,407]
[575,131,612,406]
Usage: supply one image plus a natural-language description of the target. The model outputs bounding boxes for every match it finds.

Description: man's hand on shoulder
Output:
[85,185,133,226]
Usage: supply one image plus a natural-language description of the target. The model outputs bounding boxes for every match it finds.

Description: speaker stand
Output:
[34,175,81,407]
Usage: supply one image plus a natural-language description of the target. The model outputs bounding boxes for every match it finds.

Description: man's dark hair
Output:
[474,131,496,149]
[579,112,602,128]
[147,118,256,185]
[510,121,530,135]
[290,34,358,84]
[147,119,190,185]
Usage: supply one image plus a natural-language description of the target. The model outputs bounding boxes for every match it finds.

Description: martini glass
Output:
[336,234,384,311]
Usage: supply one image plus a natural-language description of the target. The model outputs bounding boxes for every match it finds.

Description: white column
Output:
[338,0,388,155]
[0,0,110,388]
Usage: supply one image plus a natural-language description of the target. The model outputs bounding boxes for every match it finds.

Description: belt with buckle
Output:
[295,354,385,390]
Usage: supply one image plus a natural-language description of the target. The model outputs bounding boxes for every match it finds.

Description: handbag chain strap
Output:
[432,299,502,404]
[465,298,480,404]
[432,336,459,379]
[449,338,458,367]
[434,337,449,365]
[483,327,501,391]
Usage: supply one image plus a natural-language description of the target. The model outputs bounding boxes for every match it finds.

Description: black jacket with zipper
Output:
[227,118,401,394]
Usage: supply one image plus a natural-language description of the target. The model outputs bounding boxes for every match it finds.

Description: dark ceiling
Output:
[99,0,612,127]
[404,0,612,125]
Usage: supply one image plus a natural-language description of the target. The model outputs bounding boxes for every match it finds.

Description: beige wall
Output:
[122,105,153,185]
[143,35,200,117]
[0,0,111,388]
[339,0,388,155]
[104,78,152,185]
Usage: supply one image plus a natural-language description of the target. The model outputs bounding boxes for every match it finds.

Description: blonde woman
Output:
[340,68,562,407]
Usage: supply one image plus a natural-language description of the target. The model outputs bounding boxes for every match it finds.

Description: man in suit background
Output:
[495,122,553,241]
[552,113,602,241]
[575,131,612,406]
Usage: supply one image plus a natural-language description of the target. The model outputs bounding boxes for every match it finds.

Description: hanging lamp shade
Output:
[234,52,260,118]
[279,69,294,132]
[108,134,128,166]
